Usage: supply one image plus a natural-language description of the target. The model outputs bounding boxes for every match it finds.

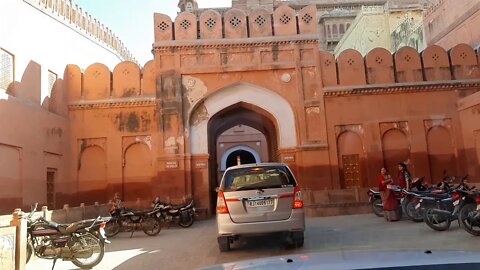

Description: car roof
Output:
[224,162,290,172]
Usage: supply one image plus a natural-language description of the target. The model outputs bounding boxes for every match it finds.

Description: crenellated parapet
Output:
[65,61,156,108]
[320,44,480,91]
[153,5,318,43]
[23,0,136,62]
[65,44,480,105]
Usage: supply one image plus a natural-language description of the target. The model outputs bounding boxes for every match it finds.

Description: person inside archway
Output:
[397,163,412,190]
[378,168,400,221]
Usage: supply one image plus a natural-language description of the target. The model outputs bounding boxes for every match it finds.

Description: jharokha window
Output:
[0,48,14,91]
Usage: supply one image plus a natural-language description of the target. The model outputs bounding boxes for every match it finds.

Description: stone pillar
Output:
[10,208,27,270]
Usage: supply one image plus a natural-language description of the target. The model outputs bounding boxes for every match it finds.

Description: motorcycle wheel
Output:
[105,219,121,237]
[423,207,451,231]
[26,240,33,263]
[458,203,480,236]
[371,198,384,217]
[178,212,194,228]
[71,233,105,269]
[142,217,162,236]
[405,201,423,222]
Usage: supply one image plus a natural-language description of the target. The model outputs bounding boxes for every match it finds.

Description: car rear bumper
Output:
[217,209,305,236]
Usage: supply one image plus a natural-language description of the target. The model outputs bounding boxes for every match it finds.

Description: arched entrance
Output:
[208,103,279,192]
[187,82,298,213]
[78,146,106,205]
[382,129,410,178]
[225,150,256,167]
[221,145,262,171]
[337,131,365,188]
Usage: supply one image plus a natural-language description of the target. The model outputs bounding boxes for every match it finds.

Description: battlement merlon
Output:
[153,5,318,43]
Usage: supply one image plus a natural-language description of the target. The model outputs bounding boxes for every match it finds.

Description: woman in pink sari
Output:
[377,168,400,221]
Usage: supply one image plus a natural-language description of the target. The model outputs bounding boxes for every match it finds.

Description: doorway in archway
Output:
[207,102,279,211]
[226,150,256,168]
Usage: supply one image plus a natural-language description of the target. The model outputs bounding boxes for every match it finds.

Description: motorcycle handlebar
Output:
[26,203,39,220]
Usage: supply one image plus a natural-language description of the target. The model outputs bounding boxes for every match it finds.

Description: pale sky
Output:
[74,0,231,65]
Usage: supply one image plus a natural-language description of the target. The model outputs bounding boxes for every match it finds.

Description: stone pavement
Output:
[26,214,480,270]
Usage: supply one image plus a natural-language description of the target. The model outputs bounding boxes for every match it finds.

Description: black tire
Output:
[142,217,162,236]
[71,233,105,269]
[218,236,231,252]
[105,219,121,237]
[178,212,194,228]
[371,198,384,217]
[458,203,480,236]
[405,201,424,222]
[26,240,33,263]
[423,207,451,231]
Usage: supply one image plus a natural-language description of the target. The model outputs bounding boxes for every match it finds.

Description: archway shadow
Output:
[207,102,280,212]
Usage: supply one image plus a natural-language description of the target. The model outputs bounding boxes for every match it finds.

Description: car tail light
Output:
[451,193,461,201]
[99,222,106,229]
[217,191,229,214]
[293,186,303,209]
[475,197,480,204]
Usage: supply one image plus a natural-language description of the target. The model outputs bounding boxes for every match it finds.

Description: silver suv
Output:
[216,163,305,251]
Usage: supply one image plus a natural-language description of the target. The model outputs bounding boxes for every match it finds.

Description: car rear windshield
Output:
[222,166,296,192]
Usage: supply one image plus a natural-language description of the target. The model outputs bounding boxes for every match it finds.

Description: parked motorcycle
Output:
[415,176,474,231]
[26,203,110,269]
[104,203,162,238]
[402,176,457,222]
[153,197,197,228]
[455,190,480,236]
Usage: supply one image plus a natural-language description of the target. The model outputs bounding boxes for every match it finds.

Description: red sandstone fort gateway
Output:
[1,1,480,216]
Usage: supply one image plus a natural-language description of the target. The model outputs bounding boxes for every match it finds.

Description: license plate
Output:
[415,203,421,209]
[453,200,460,206]
[476,205,480,211]
[247,199,274,207]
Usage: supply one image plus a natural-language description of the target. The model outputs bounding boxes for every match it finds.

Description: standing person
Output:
[377,168,400,221]
[110,192,123,214]
[397,163,412,190]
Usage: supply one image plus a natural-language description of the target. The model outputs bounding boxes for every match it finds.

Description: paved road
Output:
[27,214,480,270]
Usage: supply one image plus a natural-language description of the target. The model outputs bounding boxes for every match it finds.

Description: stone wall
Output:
[424,0,480,49]
[458,91,480,181]
[22,0,135,62]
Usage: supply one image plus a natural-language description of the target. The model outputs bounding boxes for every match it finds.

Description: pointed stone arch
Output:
[122,142,153,202]
[188,82,297,155]
[337,130,365,189]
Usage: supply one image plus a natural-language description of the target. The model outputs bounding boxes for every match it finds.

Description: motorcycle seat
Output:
[131,210,152,215]
[421,193,450,200]
[57,219,93,234]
